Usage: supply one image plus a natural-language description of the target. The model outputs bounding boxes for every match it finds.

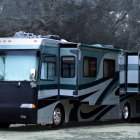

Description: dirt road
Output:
[0,121,140,140]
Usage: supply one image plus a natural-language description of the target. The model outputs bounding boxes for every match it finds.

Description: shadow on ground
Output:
[0,120,125,132]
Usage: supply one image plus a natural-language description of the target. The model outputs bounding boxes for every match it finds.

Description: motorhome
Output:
[0,32,139,128]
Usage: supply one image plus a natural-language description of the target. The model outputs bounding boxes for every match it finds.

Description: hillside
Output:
[0,0,140,50]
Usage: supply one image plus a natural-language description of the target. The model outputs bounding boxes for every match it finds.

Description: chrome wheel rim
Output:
[123,105,129,119]
[53,107,62,125]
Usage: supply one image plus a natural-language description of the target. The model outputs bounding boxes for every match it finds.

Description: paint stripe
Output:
[60,84,76,90]
[78,90,99,101]
[120,64,138,71]
[38,100,57,109]
[128,64,138,70]
[80,105,107,119]
[95,105,115,120]
[38,72,119,90]
[39,84,58,90]
[120,84,125,88]
[120,84,139,88]
[95,80,119,105]
[120,94,128,98]
[79,72,119,90]
[120,65,126,71]
[95,72,119,105]
[39,84,76,90]
[39,78,109,90]
[38,90,99,102]
[78,77,110,90]
[38,90,99,109]
[127,84,138,88]
[120,94,137,102]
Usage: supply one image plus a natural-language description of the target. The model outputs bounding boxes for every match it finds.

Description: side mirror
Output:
[30,69,36,81]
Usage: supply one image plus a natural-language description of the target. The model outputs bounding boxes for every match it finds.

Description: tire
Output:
[122,103,131,121]
[0,123,10,129]
[51,104,65,128]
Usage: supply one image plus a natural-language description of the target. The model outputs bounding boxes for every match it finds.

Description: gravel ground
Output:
[0,121,140,140]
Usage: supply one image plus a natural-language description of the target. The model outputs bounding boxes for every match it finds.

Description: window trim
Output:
[83,56,97,77]
[61,56,75,78]
[40,56,56,81]
[103,59,115,78]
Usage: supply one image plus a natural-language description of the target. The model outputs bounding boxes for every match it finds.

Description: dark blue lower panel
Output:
[0,108,36,124]
[0,82,37,124]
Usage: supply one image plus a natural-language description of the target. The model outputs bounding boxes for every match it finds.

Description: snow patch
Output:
[0,6,3,14]
[116,13,122,19]
[109,11,114,15]
[126,14,129,18]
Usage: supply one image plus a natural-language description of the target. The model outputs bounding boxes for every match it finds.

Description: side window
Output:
[104,59,115,78]
[41,56,56,80]
[61,56,75,78]
[84,57,97,77]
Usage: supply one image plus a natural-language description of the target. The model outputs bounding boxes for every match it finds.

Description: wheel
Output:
[0,123,10,129]
[51,104,65,128]
[122,103,131,121]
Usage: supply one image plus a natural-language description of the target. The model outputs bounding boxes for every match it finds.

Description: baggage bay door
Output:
[38,44,59,100]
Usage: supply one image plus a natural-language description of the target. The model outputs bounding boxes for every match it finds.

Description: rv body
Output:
[0,35,139,127]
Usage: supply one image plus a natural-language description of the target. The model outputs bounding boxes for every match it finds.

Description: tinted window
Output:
[104,59,115,78]
[61,56,75,78]
[84,57,97,77]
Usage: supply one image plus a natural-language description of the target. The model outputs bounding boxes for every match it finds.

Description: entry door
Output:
[38,47,59,100]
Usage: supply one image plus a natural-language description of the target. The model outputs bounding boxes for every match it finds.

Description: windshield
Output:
[0,50,39,81]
